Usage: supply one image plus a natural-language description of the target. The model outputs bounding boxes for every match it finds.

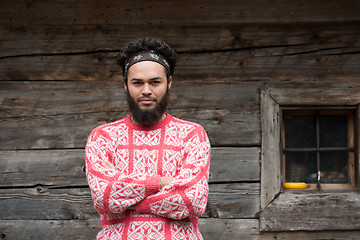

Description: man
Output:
[85,37,211,240]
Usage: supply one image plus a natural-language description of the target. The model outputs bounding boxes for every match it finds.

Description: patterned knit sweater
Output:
[85,114,211,240]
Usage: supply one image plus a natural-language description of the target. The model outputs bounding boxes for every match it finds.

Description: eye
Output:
[151,80,161,85]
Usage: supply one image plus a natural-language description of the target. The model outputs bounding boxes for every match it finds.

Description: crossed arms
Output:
[85,126,211,220]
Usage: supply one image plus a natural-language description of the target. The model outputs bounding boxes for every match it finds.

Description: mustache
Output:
[138,97,156,101]
[126,88,170,125]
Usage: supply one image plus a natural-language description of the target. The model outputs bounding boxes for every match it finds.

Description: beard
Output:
[126,89,170,126]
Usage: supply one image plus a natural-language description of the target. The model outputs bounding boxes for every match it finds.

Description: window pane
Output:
[320,151,349,184]
[284,116,316,148]
[285,152,317,183]
[319,115,348,148]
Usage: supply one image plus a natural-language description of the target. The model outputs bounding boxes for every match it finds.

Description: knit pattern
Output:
[86,114,211,240]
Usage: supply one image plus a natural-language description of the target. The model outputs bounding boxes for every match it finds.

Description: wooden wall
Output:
[1,0,360,239]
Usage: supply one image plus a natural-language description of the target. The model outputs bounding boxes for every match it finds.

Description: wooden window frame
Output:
[259,87,360,232]
[282,109,356,190]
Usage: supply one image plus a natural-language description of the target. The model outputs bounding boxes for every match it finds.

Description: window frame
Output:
[281,108,356,190]
[259,87,360,232]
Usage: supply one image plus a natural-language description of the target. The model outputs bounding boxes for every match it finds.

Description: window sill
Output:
[259,191,360,232]
[286,183,355,191]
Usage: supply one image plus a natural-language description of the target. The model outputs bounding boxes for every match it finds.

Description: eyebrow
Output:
[130,77,162,82]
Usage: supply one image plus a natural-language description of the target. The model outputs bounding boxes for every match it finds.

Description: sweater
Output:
[85,114,211,240]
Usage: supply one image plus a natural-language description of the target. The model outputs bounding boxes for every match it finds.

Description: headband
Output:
[124,50,170,76]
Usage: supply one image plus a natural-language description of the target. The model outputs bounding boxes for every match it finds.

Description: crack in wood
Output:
[177,44,307,55]
[0,49,120,60]
[0,43,317,60]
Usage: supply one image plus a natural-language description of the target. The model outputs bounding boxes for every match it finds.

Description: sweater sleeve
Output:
[85,128,160,215]
[135,126,211,220]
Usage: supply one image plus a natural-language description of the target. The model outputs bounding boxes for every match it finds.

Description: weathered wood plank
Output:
[0,53,120,81]
[259,191,360,231]
[1,45,359,81]
[1,23,359,57]
[3,82,360,150]
[0,187,97,220]
[4,81,360,119]
[0,110,227,149]
[2,219,360,240]
[209,147,260,183]
[0,219,101,240]
[0,219,260,240]
[0,147,259,187]
[2,0,359,26]
[0,81,125,118]
[0,81,259,118]
[0,183,259,220]
[203,183,260,219]
[0,108,258,149]
[357,105,360,189]
[177,108,259,147]
[0,81,261,149]
[0,111,101,149]
[259,231,360,240]
[177,48,360,81]
[200,219,260,240]
[201,219,360,240]
[260,90,281,210]
[266,86,360,105]
[0,149,86,188]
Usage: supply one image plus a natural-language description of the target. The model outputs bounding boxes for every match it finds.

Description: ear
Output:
[168,76,173,89]
[124,81,128,91]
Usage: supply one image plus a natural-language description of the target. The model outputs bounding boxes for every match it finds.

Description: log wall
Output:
[1,0,360,239]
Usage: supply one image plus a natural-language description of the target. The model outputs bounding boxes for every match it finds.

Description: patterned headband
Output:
[124,50,170,76]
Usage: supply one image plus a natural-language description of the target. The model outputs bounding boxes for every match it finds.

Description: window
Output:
[259,88,360,232]
[282,109,356,189]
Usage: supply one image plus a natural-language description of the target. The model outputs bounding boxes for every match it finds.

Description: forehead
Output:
[128,61,167,79]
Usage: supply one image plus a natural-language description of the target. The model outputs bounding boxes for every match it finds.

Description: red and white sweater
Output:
[85,114,211,240]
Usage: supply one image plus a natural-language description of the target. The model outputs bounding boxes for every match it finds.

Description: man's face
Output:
[125,61,172,125]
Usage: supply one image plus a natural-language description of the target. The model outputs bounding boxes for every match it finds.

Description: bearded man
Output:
[85,38,211,240]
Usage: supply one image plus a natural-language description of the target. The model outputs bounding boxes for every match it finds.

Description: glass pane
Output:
[285,152,317,183]
[320,151,349,184]
[319,115,348,148]
[284,115,316,148]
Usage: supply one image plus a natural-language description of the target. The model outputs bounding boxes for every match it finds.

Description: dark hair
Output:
[117,38,177,83]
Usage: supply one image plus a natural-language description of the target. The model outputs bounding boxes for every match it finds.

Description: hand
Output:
[160,176,174,189]
[101,159,117,170]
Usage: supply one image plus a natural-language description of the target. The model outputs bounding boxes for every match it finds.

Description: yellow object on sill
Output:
[283,182,307,189]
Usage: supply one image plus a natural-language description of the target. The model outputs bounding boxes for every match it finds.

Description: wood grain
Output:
[0,184,260,220]
[2,23,359,57]
[209,147,260,183]
[0,81,260,118]
[0,149,86,188]
[0,81,261,149]
[0,147,260,187]
[203,183,260,219]
[1,45,359,81]
[1,23,359,82]
[1,0,359,26]
[1,219,360,240]
[260,90,281,210]
[260,191,360,231]
[0,219,101,240]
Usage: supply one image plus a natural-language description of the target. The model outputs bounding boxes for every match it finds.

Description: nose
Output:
[142,83,152,96]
